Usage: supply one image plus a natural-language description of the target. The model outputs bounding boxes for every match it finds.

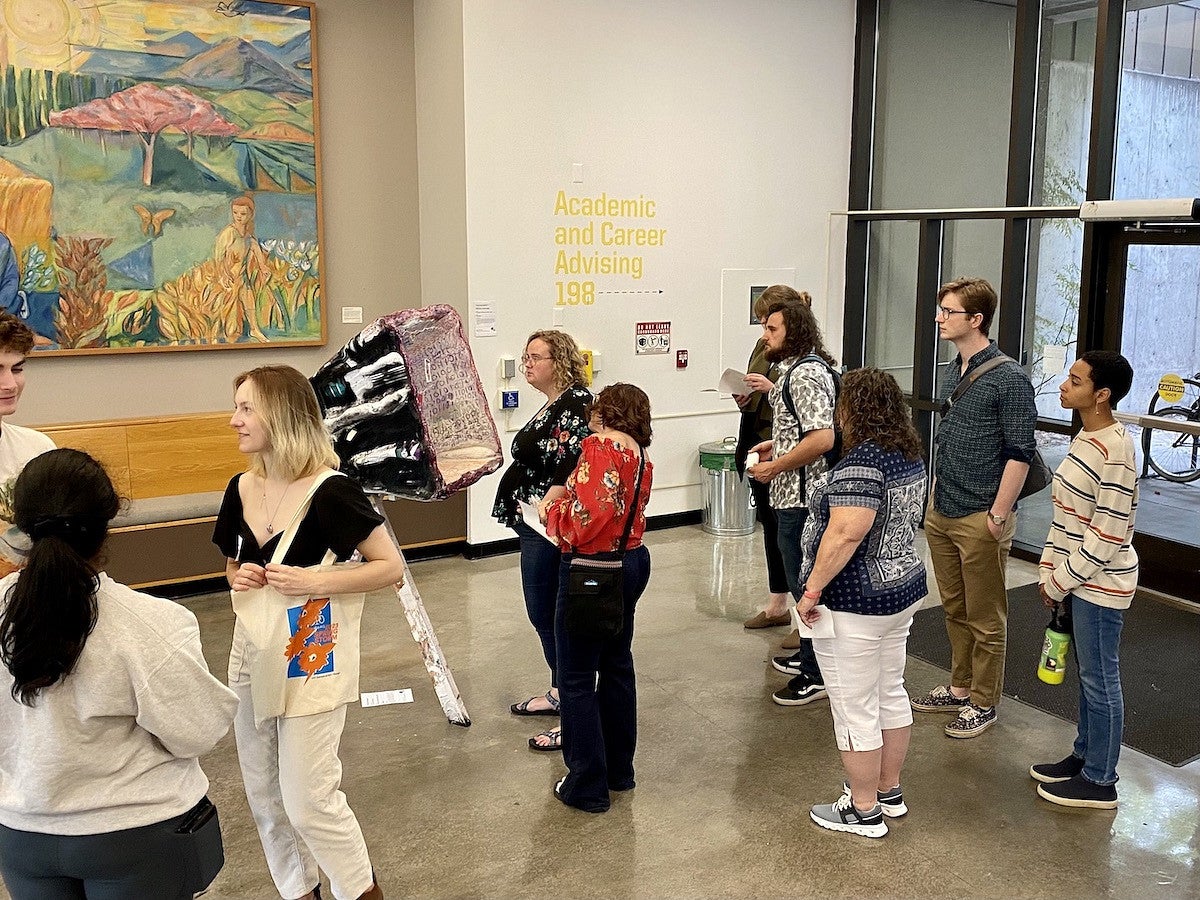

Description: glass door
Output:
[1102,228,1200,601]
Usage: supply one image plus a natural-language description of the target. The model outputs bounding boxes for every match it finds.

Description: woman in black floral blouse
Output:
[492,330,592,750]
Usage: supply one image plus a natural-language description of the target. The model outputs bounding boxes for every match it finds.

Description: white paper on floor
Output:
[361,689,414,707]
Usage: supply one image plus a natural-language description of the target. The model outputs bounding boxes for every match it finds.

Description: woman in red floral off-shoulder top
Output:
[542,383,653,813]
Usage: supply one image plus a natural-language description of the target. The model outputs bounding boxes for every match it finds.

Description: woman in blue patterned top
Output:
[492,330,592,750]
[796,368,928,839]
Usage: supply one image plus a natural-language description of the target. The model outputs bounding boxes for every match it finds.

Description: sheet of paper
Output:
[792,604,835,639]
[361,689,413,707]
[1042,344,1067,376]
[519,500,554,543]
[718,368,747,394]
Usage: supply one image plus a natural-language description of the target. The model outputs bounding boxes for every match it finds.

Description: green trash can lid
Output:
[699,437,740,471]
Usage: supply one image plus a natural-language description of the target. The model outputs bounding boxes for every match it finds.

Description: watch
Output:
[987,513,1007,526]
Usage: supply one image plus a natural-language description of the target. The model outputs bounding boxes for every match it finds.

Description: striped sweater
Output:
[1039,422,1139,609]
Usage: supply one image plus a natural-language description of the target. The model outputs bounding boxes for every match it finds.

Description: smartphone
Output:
[174,797,217,835]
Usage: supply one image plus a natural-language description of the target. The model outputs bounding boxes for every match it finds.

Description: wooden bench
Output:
[36,412,467,590]
[40,413,245,589]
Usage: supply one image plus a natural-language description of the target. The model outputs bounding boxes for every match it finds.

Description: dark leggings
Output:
[0,805,215,900]
[750,477,789,595]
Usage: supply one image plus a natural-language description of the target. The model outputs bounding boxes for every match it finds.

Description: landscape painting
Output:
[0,0,324,354]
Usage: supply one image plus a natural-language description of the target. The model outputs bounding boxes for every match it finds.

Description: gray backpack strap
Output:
[943,355,1013,413]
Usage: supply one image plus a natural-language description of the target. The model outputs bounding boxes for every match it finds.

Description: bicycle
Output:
[1141,371,1200,483]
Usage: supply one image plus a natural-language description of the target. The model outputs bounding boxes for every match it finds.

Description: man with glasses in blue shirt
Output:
[910,277,1037,738]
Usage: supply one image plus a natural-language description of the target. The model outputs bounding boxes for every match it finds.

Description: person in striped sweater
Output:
[1030,350,1137,809]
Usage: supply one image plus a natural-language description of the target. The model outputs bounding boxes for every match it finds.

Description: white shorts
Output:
[811,605,917,752]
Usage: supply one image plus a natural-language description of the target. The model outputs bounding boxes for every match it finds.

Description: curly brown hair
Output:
[590,383,652,447]
[526,329,588,390]
[764,298,837,367]
[837,368,924,461]
[0,312,35,355]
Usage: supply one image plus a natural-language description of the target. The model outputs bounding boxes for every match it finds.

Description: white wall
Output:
[451,0,856,545]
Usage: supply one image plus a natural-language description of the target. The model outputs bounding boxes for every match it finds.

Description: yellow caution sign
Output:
[1158,373,1185,404]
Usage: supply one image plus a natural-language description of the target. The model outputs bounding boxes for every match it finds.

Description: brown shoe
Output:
[780,629,801,650]
[744,610,790,629]
[358,879,383,900]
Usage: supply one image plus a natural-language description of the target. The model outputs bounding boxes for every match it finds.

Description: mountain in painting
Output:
[252,31,311,68]
[143,32,213,59]
[76,32,214,80]
[169,38,311,95]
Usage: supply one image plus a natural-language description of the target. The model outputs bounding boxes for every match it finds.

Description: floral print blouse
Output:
[491,385,592,527]
[546,435,653,554]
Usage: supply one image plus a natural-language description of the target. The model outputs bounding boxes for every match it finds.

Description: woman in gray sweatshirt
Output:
[0,449,238,899]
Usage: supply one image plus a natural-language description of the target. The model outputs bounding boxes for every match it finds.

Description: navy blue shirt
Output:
[801,442,928,616]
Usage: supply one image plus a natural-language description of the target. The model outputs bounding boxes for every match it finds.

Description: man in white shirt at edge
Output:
[0,311,55,576]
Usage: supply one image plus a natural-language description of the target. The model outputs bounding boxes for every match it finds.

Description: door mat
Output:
[907,583,1200,767]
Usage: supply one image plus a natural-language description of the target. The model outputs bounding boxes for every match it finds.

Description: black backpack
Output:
[780,354,843,469]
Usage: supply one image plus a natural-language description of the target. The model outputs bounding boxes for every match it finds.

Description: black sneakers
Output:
[771,675,828,706]
[1029,754,1085,784]
[1036,774,1118,809]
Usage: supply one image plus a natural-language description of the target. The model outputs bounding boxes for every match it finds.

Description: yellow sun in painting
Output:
[1,0,101,68]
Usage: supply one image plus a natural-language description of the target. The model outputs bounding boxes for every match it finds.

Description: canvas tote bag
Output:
[231,470,366,726]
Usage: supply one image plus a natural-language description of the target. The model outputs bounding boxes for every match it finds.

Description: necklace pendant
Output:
[266,523,274,534]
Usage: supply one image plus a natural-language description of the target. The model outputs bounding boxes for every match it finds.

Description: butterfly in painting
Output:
[133,205,176,237]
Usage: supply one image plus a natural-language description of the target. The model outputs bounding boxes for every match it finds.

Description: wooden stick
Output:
[370,496,470,727]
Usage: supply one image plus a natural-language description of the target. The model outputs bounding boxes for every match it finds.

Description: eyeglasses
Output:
[521,353,551,364]
[935,305,976,320]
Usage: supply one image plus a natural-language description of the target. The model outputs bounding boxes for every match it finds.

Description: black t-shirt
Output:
[212,472,385,566]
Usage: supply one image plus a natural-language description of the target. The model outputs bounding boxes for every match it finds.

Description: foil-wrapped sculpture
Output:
[312,305,502,500]
[310,305,500,726]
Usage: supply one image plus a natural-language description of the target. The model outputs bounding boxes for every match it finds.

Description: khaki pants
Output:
[924,504,1017,709]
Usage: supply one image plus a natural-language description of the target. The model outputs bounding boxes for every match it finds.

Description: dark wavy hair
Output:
[0,449,120,706]
[764,297,837,367]
[590,382,652,447]
[837,368,924,461]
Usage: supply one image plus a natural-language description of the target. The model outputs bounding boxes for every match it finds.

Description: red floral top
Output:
[547,435,653,554]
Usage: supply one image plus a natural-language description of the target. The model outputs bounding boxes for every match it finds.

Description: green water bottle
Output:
[1037,599,1072,685]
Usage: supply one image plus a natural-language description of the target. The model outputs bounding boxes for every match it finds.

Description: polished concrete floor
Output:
[9,525,1198,899]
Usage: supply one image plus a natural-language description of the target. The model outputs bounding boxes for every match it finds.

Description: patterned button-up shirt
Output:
[933,342,1037,518]
[767,356,836,510]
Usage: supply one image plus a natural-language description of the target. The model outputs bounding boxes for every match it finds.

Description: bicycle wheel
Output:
[1147,375,1200,419]
[1142,404,1200,483]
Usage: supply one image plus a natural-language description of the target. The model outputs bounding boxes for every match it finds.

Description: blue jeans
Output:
[775,506,821,684]
[1070,594,1125,786]
[513,519,563,688]
[555,545,652,812]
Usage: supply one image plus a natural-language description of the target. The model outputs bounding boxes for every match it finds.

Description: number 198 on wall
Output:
[555,281,595,306]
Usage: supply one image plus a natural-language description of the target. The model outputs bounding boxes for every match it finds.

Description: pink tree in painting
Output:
[164,86,241,158]
[49,83,236,185]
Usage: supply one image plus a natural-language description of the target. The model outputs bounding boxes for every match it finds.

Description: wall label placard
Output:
[552,190,665,305]
[635,321,670,354]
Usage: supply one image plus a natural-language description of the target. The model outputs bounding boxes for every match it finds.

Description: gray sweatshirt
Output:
[0,573,238,835]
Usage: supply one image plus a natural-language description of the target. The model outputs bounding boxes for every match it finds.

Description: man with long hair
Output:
[748,298,838,707]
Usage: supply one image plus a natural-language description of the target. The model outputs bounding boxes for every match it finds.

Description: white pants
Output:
[811,606,916,752]
[231,645,373,900]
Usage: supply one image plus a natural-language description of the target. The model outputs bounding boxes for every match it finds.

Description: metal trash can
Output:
[699,437,755,536]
